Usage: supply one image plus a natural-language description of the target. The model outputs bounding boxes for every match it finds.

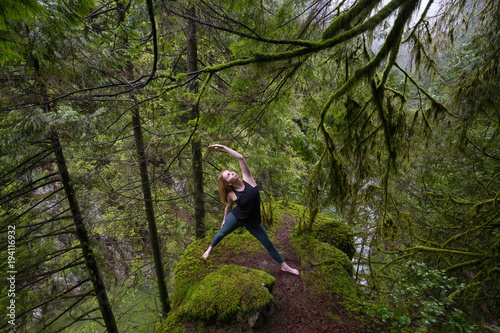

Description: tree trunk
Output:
[49,130,118,333]
[186,4,206,239]
[131,109,171,317]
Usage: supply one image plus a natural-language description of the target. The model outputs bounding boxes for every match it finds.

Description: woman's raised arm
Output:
[208,144,256,186]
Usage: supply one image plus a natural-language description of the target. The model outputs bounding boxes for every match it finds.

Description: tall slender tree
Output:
[131,108,171,317]
[50,129,119,332]
[186,4,206,239]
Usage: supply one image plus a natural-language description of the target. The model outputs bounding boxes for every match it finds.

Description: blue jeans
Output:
[210,212,284,264]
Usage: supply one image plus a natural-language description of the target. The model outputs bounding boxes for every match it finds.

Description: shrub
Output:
[362,261,479,332]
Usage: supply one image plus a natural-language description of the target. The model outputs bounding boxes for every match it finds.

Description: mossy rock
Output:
[158,230,274,332]
[266,200,356,260]
[178,265,275,322]
[158,265,275,332]
[292,233,357,303]
[291,233,373,328]
[171,233,262,308]
[310,216,356,260]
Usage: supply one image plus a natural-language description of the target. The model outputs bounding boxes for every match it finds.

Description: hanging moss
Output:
[202,0,412,76]
[321,0,381,40]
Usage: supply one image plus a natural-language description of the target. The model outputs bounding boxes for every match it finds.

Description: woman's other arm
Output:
[221,195,235,228]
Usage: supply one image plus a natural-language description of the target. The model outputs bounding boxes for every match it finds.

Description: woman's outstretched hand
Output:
[209,144,243,160]
[208,144,226,150]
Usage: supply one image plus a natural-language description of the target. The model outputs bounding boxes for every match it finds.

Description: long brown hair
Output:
[217,170,232,204]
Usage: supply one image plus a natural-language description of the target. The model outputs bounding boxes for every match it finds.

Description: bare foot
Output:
[202,246,212,259]
[281,262,299,275]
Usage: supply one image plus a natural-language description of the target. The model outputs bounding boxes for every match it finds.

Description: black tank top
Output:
[231,181,261,225]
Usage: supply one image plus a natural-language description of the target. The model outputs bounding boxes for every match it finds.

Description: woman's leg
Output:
[245,224,284,264]
[202,212,240,259]
[245,224,299,275]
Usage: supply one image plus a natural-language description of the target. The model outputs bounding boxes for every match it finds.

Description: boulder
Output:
[157,235,275,332]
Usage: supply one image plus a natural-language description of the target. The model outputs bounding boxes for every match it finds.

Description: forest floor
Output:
[213,214,370,333]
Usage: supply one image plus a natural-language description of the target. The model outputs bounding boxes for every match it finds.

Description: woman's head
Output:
[217,170,238,204]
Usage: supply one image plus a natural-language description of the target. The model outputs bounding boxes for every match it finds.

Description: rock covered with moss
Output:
[267,200,356,260]
[293,233,357,300]
[157,235,275,332]
[292,233,369,327]
[309,216,356,260]
[180,265,275,320]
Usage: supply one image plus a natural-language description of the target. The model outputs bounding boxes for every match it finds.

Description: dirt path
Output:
[230,215,359,333]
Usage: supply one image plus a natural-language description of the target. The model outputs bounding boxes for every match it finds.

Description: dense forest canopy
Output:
[0,0,499,331]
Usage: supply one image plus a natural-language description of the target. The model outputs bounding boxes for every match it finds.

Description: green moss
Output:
[292,233,356,298]
[262,200,306,227]
[265,200,356,259]
[291,232,374,327]
[171,232,263,307]
[309,216,356,260]
[158,227,276,332]
[179,265,274,321]
[294,233,369,317]
[158,265,275,332]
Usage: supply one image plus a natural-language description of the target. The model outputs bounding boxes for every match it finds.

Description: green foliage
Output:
[0,0,42,63]
[370,88,500,320]
[1,0,499,329]
[362,261,479,333]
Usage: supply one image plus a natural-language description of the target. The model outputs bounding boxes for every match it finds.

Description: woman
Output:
[202,144,299,276]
